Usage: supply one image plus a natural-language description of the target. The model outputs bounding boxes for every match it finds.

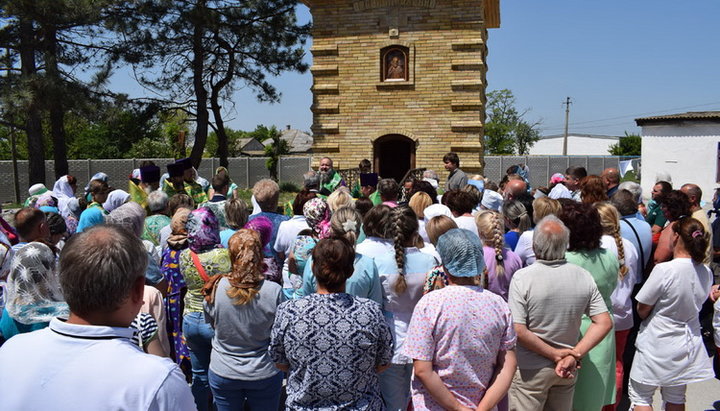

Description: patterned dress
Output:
[270,293,393,410]
[403,285,516,410]
[143,214,171,246]
[161,247,191,376]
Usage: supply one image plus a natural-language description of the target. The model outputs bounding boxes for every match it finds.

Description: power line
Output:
[541,101,720,130]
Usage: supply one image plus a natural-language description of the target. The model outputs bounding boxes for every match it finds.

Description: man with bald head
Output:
[681,183,713,263]
[601,168,620,198]
[504,179,527,201]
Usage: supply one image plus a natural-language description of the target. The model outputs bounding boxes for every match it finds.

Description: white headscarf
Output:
[5,242,68,324]
[106,202,146,237]
[103,190,131,213]
[53,175,75,219]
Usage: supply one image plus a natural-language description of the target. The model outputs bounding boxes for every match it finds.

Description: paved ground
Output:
[664,378,720,411]
[619,378,720,410]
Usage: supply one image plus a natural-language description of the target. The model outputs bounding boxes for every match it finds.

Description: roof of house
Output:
[267,128,314,153]
[540,133,621,141]
[635,111,720,126]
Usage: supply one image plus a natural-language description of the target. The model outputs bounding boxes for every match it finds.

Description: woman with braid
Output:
[374,206,436,411]
[595,202,640,411]
[475,210,522,301]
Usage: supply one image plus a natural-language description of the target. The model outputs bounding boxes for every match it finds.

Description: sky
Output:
[110,1,720,138]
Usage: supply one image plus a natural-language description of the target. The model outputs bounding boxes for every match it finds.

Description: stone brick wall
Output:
[307,0,489,180]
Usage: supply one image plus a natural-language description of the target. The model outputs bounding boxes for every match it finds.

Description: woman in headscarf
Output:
[53,175,77,219]
[403,229,516,411]
[107,202,164,288]
[284,197,330,298]
[161,207,193,378]
[179,207,231,411]
[204,229,284,411]
[34,193,59,214]
[0,242,68,340]
[103,189,130,213]
[244,216,281,285]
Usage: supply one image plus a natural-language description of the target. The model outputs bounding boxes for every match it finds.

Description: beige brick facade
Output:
[302,0,500,182]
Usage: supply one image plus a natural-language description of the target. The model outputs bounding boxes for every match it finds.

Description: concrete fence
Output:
[0,155,638,204]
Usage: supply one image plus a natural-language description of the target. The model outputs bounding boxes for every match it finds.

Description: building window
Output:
[381,46,409,82]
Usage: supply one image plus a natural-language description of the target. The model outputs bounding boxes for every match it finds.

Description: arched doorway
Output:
[374,134,416,182]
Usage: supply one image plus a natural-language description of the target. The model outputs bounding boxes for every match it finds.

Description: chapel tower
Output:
[303,0,500,182]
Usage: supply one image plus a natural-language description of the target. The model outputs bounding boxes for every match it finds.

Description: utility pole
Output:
[562,97,572,155]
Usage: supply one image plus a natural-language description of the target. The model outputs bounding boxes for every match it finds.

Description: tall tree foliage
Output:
[0,0,114,181]
[484,89,541,155]
[261,125,288,181]
[608,132,641,156]
[113,0,309,168]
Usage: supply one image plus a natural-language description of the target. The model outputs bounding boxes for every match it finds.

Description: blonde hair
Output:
[475,210,506,277]
[327,187,354,214]
[425,215,457,245]
[252,179,279,212]
[408,192,432,219]
[594,202,628,279]
[532,197,561,223]
[330,206,361,245]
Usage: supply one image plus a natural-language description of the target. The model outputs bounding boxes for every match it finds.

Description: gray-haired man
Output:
[0,225,195,410]
[508,216,612,410]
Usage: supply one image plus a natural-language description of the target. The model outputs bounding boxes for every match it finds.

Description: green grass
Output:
[620,170,639,183]
[235,189,297,208]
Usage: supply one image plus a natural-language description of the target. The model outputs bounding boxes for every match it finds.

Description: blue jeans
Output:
[183,312,215,411]
[379,363,413,411]
[209,370,283,411]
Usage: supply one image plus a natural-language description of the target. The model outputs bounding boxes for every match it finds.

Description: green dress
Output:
[566,248,618,411]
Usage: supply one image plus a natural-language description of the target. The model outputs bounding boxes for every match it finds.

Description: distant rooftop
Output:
[262,127,313,153]
[540,133,621,140]
[635,111,720,126]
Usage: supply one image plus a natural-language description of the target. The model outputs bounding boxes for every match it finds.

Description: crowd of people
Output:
[0,153,718,411]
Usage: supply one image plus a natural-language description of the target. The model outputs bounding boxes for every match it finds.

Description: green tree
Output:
[206,128,248,157]
[608,132,641,156]
[260,125,288,180]
[484,89,541,155]
[112,0,309,169]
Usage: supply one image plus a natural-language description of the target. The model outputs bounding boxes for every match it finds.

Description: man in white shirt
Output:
[0,224,195,411]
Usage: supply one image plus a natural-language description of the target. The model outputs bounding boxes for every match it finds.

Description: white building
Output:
[529,133,621,156]
[637,111,720,204]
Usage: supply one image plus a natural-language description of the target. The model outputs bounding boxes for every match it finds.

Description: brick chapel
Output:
[302,0,501,182]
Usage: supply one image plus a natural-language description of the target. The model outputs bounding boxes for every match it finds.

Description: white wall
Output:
[640,122,720,204]
[529,135,618,156]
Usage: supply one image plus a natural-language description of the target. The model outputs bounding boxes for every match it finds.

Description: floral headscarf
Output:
[5,242,68,324]
[34,193,58,209]
[187,207,221,253]
[227,229,265,290]
[167,208,191,250]
[244,216,273,247]
[303,197,331,238]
